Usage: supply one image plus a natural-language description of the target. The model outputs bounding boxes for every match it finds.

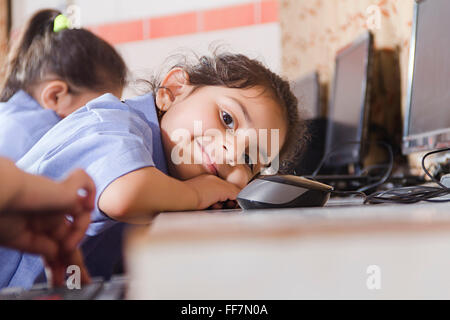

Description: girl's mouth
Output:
[196,140,219,176]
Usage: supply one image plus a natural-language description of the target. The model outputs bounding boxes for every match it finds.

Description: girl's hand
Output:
[184,174,242,210]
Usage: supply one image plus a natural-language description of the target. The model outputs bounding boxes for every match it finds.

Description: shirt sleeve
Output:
[0,117,32,161]
[37,129,155,236]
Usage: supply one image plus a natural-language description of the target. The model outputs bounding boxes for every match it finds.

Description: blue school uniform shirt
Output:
[0,90,60,161]
[0,93,167,289]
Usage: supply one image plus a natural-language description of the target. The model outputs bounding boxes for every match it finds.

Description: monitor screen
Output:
[325,31,372,167]
[404,0,450,154]
[291,71,320,120]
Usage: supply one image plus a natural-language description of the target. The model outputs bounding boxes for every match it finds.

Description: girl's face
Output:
[158,70,288,189]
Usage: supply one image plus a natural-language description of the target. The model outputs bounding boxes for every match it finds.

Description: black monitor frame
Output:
[324,31,374,169]
[403,0,450,154]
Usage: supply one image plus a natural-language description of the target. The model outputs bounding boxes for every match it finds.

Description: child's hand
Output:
[184,174,242,210]
[0,166,95,287]
[44,249,91,288]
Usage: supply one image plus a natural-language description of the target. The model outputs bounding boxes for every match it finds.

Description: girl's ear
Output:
[38,80,70,114]
[156,68,190,112]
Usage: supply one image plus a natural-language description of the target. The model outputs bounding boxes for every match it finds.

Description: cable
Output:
[364,147,450,204]
[356,142,393,193]
[422,147,449,189]
[310,140,394,194]
[311,140,362,177]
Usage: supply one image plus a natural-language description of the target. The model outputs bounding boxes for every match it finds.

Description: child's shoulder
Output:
[82,92,153,114]
[0,90,42,115]
[84,93,125,111]
[81,92,157,128]
[122,93,155,111]
[51,93,156,139]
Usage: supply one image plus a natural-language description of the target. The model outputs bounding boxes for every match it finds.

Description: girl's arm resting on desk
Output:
[98,166,241,224]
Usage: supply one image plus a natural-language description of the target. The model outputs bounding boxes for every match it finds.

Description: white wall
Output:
[11,0,281,99]
[12,0,265,27]
[118,22,280,98]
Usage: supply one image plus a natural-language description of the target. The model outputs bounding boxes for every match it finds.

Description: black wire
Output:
[311,140,362,177]
[310,140,394,195]
[356,142,394,193]
[364,147,450,204]
[422,147,449,189]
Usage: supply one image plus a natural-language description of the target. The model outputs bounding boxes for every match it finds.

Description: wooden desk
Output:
[125,201,450,299]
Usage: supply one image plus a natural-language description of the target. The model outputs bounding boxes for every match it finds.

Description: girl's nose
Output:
[223,133,250,167]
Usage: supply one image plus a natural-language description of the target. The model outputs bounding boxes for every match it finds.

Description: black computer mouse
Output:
[237,175,333,210]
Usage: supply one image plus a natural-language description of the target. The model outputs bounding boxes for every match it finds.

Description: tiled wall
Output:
[88,1,278,45]
[11,0,262,27]
[10,0,281,95]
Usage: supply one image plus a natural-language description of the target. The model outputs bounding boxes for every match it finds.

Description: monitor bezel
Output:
[324,30,374,168]
[403,0,450,154]
[292,70,321,119]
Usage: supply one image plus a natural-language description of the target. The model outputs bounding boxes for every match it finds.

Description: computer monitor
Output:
[291,71,327,175]
[291,71,320,119]
[324,31,373,169]
[403,0,450,154]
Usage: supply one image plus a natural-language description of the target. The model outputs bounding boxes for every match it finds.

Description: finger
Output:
[14,232,59,262]
[224,183,242,200]
[44,260,65,288]
[210,203,223,210]
[68,249,91,285]
[63,210,90,253]
[67,169,96,212]
[48,215,72,242]
[225,200,238,209]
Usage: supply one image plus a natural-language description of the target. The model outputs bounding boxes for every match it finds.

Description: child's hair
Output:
[146,51,308,174]
[0,9,127,102]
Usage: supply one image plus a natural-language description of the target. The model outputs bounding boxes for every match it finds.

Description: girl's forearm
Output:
[99,167,199,224]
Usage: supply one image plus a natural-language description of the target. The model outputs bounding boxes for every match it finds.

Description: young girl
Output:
[0,9,127,161]
[6,51,307,289]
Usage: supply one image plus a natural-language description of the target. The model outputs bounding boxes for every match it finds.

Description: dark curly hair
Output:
[143,50,308,174]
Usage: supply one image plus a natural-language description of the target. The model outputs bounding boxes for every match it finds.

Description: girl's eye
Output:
[221,111,235,129]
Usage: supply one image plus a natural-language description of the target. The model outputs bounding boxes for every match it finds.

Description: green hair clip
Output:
[53,14,72,33]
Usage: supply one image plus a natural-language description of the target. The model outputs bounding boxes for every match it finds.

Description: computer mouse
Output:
[237,175,333,210]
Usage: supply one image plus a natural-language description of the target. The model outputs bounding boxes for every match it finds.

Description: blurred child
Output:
[9,51,307,289]
[0,9,127,161]
[0,157,95,288]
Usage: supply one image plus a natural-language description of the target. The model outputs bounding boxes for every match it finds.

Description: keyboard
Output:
[0,275,127,300]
